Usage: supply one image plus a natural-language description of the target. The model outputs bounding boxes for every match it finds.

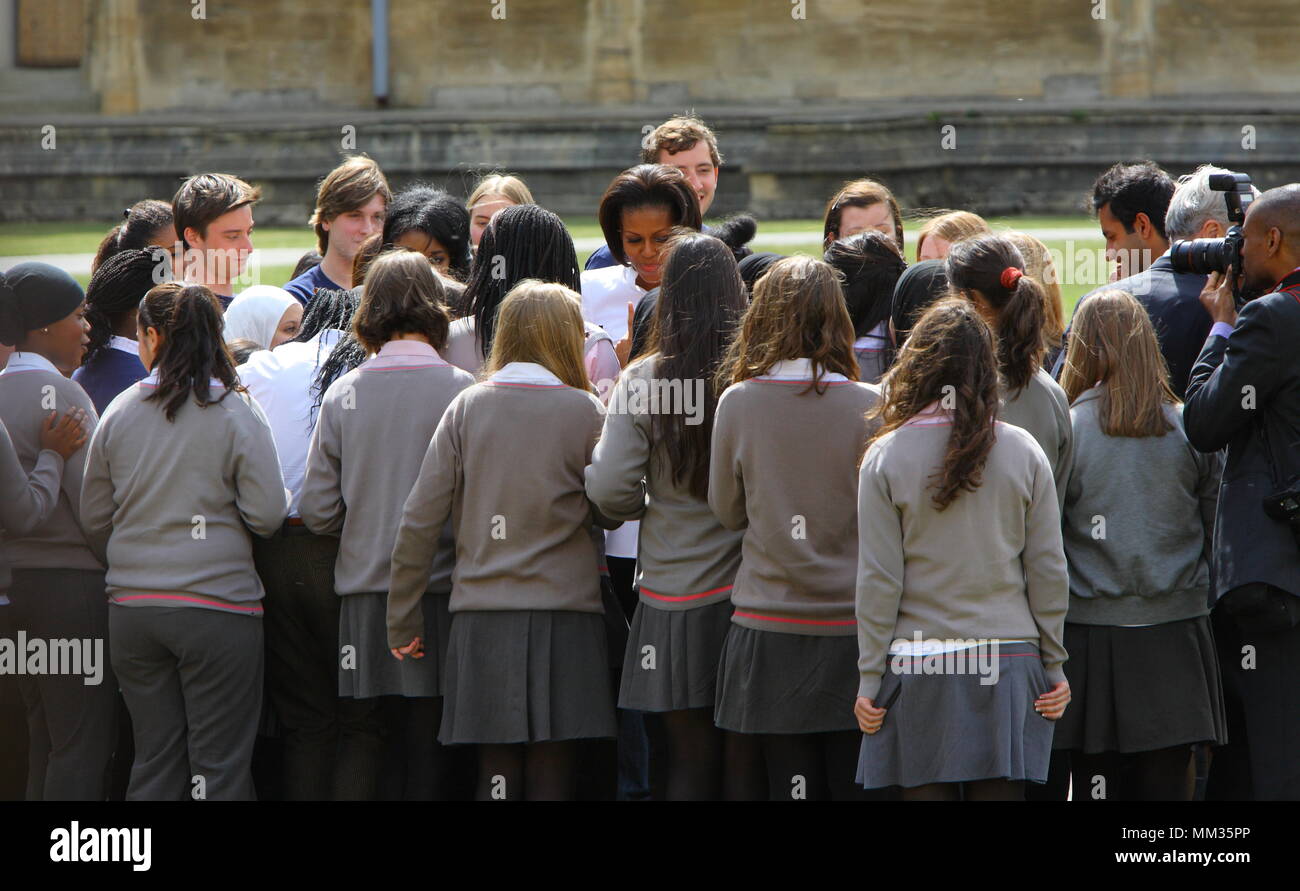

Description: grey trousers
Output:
[109,604,263,801]
[7,568,117,801]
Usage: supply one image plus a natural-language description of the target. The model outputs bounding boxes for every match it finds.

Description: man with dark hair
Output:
[1184,184,1300,801]
[585,114,727,271]
[172,172,261,311]
[1092,160,1175,281]
[1054,161,1208,397]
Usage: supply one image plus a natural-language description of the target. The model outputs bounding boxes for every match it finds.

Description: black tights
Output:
[476,741,579,801]
[379,697,471,800]
[657,709,766,800]
[902,779,1025,801]
[761,731,864,801]
[1071,746,1195,801]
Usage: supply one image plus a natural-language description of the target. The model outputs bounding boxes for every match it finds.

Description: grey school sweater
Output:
[387,363,620,648]
[299,341,475,596]
[708,364,882,636]
[1062,388,1219,626]
[585,354,743,608]
[80,376,289,615]
[0,420,65,594]
[0,351,102,572]
[855,415,1069,700]
[1001,368,1073,511]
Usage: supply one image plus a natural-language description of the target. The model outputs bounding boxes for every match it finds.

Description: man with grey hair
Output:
[1054,164,1247,398]
[1166,164,1262,243]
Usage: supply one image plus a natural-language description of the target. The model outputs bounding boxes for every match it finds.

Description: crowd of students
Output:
[0,113,1294,801]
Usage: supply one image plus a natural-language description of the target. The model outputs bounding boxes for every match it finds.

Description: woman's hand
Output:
[613,302,635,367]
[391,637,424,661]
[39,408,88,459]
[855,696,887,734]
[1034,680,1071,720]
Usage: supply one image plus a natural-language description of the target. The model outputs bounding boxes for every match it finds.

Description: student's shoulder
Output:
[994,419,1052,470]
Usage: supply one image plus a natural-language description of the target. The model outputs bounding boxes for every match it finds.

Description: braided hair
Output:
[83,248,168,367]
[463,204,580,361]
[302,286,363,413]
[91,200,173,275]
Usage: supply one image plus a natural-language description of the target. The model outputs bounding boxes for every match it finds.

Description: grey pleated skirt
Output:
[338,591,450,699]
[713,624,859,734]
[1053,616,1227,754]
[856,642,1055,789]
[439,610,617,745]
[619,599,733,712]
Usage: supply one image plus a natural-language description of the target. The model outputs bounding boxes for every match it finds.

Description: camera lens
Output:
[1170,237,1229,275]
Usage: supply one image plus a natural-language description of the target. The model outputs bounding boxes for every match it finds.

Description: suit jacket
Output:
[1054,254,1209,399]
[1184,269,1300,600]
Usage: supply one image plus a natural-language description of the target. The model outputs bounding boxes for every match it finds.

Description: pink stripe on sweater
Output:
[640,584,733,602]
[111,593,263,614]
[733,610,854,626]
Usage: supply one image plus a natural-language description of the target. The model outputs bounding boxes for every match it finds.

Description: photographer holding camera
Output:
[1183,183,1300,801]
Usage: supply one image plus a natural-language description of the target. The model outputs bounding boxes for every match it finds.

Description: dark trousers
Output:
[0,605,29,799]
[253,525,384,800]
[110,604,263,801]
[1207,596,1300,800]
[7,568,117,801]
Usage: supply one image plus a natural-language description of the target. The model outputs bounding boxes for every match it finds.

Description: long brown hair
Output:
[945,234,1047,392]
[1059,289,1177,437]
[353,250,450,353]
[138,283,243,422]
[485,280,590,392]
[1005,231,1065,357]
[716,255,858,395]
[648,232,747,499]
[870,298,1001,510]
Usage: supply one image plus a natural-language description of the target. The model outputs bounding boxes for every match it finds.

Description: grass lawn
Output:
[1,215,1104,318]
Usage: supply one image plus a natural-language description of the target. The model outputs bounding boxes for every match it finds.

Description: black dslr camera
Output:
[1169,172,1254,305]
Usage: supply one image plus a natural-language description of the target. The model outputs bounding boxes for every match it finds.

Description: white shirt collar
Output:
[488,361,565,386]
[762,358,850,383]
[854,322,889,350]
[1,351,61,376]
[140,369,227,389]
[109,335,139,355]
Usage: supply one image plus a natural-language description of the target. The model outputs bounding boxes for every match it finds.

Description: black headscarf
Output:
[890,259,949,349]
[0,262,86,347]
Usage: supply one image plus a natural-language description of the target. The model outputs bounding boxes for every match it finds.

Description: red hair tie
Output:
[1000,267,1024,289]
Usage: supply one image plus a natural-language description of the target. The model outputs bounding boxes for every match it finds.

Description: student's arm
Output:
[1184,297,1280,453]
[232,396,290,538]
[707,388,747,531]
[1051,388,1074,514]
[0,419,64,536]
[585,338,621,404]
[57,382,98,531]
[77,415,115,566]
[388,399,462,648]
[581,396,623,531]
[854,447,905,702]
[298,391,345,536]
[1022,451,1069,685]
[585,372,649,523]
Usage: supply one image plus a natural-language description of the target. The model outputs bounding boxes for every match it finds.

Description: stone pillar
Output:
[588,0,643,106]
[1100,0,1156,99]
[87,0,144,115]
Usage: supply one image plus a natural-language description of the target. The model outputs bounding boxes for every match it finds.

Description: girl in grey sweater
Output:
[388,280,619,800]
[1055,289,1226,800]
[81,283,288,800]
[586,232,760,800]
[855,299,1071,800]
[709,256,882,801]
[300,251,475,799]
[0,261,118,801]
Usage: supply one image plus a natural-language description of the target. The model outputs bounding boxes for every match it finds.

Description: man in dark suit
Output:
[1184,184,1300,801]
[1054,161,1213,398]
